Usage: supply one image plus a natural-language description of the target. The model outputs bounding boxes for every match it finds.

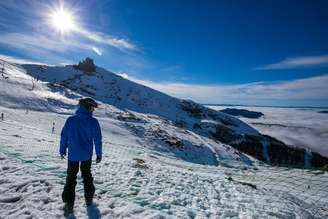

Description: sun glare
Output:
[50,8,76,33]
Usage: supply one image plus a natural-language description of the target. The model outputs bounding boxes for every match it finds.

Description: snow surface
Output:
[1,106,327,218]
[0,60,327,218]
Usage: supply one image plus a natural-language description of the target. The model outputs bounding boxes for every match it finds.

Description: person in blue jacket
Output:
[59,97,102,216]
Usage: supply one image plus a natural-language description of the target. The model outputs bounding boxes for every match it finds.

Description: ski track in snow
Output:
[0,107,327,219]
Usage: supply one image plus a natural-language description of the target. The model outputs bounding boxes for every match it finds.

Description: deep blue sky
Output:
[0,0,328,106]
[100,0,328,83]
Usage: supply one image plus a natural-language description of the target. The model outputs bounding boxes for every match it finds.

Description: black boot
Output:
[63,202,74,217]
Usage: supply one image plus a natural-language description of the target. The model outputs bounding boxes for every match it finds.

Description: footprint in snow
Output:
[0,196,21,203]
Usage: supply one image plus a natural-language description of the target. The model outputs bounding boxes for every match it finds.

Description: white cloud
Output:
[0,54,48,65]
[209,106,328,156]
[0,33,79,53]
[92,47,102,56]
[0,33,80,64]
[0,0,137,65]
[0,33,101,64]
[76,28,136,51]
[255,55,328,70]
[117,73,129,79]
[129,74,328,105]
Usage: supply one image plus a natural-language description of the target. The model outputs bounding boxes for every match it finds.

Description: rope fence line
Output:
[1,139,327,218]
[229,164,328,217]
[0,144,174,215]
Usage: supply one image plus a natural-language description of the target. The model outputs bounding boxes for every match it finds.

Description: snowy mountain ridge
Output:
[1,59,328,218]
[1,59,328,169]
[0,59,253,167]
[21,62,256,135]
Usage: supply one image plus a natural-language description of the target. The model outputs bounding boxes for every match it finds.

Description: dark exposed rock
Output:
[318,110,328,114]
[174,120,187,128]
[320,165,328,171]
[193,123,201,129]
[210,124,242,143]
[227,176,257,189]
[133,158,145,164]
[133,158,149,169]
[251,122,312,130]
[12,134,22,138]
[311,152,328,168]
[220,108,264,119]
[117,112,142,122]
[267,142,305,166]
[181,100,203,118]
[164,137,184,150]
[73,57,96,73]
[211,124,328,169]
[231,134,265,162]
[152,127,184,150]
[207,111,237,127]
[79,87,95,96]
[261,134,285,145]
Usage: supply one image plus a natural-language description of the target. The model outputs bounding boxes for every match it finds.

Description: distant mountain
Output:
[205,103,328,109]
[220,108,264,119]
[1,58,327,169]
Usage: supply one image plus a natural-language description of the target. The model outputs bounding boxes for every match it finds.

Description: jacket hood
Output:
[76,106,92,118]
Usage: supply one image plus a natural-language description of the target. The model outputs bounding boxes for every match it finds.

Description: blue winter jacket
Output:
[59,106,102,161]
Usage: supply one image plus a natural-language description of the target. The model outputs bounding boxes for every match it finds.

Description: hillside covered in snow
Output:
[1,59,258,167]
[0,58,328,218]
[15,59,328,169]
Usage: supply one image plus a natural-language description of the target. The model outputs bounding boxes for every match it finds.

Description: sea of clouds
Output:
[209,106,328,157]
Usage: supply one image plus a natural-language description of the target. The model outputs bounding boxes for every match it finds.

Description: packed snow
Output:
[0,59,327,218]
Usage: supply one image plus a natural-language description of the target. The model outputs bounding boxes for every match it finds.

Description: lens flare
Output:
[50,8,76,34]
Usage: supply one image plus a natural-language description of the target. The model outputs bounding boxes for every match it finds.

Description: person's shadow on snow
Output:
[66,214,77,219]
[87,204,101,219]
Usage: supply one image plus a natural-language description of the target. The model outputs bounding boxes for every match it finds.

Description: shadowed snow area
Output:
[0,60,327,218]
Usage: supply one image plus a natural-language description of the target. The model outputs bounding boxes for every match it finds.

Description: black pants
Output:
[62,159,95,204]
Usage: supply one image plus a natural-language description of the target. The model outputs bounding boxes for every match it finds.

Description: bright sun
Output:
[50,8,76,33]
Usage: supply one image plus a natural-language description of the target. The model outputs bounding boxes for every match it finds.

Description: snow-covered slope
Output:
[22,64,257,134]
[0,59,252,167]
[19,62,328,169]
[2,60,328,168]
[0,60,78,112]
[1,106,327,218]
[1,59,328,218]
